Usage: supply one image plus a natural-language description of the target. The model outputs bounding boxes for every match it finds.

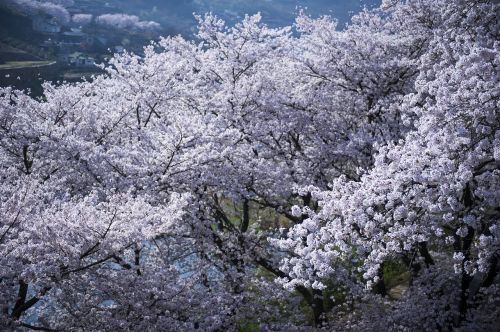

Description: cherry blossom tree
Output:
[1,0,71,24]
[95,14,161,32]
[274,0,499,329]
[72,13,92,26]
[0,0,498,330]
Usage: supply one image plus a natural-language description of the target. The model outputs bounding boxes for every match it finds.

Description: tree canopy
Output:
[1,0,498,330]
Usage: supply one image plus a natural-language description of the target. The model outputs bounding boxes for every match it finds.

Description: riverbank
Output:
[0,62,104,97]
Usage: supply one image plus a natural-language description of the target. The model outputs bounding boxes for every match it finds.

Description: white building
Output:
[59,52,95,67]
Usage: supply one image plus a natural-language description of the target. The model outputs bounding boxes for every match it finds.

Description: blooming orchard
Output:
[0,0,498,330]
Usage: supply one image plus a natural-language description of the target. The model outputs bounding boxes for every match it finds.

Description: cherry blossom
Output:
[1,0,498,330]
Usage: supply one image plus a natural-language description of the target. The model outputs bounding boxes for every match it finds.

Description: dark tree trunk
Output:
[373,262,387,297]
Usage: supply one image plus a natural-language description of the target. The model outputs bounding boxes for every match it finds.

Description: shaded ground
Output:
[387,272,410,300]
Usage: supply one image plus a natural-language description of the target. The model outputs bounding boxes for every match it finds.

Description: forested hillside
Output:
[0,0,499,331]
